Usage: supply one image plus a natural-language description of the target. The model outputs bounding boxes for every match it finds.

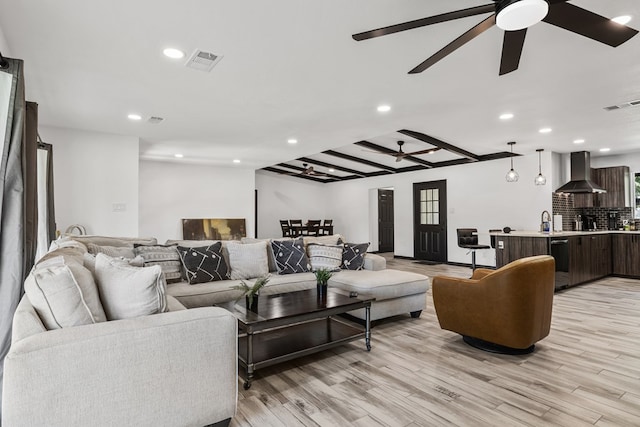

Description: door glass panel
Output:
[419,186,440,225]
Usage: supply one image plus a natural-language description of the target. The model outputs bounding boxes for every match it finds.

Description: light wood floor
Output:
[230,257,640,426]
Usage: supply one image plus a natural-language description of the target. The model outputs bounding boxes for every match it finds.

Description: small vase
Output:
[316,282,328,298]
[245,294,259,312]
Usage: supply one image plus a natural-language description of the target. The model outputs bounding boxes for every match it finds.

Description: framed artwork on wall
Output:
[182,218,246,241]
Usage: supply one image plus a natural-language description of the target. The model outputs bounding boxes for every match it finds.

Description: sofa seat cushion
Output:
[329,269,429,301]
[166,279,246,307]
[256,272,317,294]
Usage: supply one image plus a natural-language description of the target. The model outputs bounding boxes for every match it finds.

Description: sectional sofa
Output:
[2,233,429,427]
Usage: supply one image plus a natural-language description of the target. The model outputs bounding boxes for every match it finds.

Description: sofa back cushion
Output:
[24,256,107,330]
[66,235,157,247]
[226,241,269,280]
[87,243,136,259]
[94,253,168,320]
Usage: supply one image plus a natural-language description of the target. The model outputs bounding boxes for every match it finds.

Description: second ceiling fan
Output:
[352,0,638,76]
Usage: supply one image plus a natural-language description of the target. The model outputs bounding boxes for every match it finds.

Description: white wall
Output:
[255,171,328,238]
[255,152,555,267]
[140,160,255,243]
[41,126,139,236]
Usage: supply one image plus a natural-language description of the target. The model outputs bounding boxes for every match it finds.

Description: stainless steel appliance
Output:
[582,215,597,231]
[608,211,620,230]
[550,239,569,290]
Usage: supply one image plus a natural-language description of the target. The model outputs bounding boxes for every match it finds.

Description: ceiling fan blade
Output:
[542,2,639,47]
[409,15,496,74]
[499,29,527,76]
[352,4,495,41]
[404,147,441,156]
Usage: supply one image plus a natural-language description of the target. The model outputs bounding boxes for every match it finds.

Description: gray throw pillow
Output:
[342,242,370,270]
[176,243,230,284]
[226,241,269,280]
[94,253,168,320]
[133,243,182,283]
[24,256,106,330]
[271,238,310,275]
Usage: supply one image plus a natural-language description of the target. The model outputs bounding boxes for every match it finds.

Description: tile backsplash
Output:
[552,193,634,231]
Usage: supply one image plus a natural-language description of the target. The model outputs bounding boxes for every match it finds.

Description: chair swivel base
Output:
[462,335,535,355]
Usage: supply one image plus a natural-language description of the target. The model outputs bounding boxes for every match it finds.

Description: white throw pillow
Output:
[94,253,168,320]
[226,241,269,280]
[24,256,106,330]
[307,243,343,272]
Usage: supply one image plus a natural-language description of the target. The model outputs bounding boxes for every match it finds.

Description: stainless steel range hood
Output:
[555,151,607,194]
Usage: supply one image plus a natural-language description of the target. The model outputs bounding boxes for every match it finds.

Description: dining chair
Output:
[305,220,321,237]
[289,219,303,237]
[279,220,292,237]
[320,219,333,236]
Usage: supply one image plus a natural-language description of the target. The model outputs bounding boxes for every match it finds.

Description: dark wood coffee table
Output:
[216,288,374,389]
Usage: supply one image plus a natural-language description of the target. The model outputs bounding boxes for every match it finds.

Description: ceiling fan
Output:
[363,140,441,162]
[352,0,639,76]
[283,163,329,177]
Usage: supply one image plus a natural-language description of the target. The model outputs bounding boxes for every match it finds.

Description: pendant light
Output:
[535,148,547,185]
[505,141,519,182]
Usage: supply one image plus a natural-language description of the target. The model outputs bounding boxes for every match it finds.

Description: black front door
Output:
[413,180,447,262]
[378,189,394,252]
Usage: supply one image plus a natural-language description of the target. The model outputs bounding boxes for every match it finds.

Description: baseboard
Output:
[391,255,495,270]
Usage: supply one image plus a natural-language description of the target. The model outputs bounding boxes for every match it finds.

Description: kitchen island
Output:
[492,230,640,289]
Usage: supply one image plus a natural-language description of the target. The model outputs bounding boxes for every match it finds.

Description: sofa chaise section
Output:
[2,297,238,427]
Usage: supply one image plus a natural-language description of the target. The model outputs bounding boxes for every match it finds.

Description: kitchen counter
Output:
[490,230,640,238]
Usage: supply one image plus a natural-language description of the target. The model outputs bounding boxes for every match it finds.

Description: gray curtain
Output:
[0,57,37,423]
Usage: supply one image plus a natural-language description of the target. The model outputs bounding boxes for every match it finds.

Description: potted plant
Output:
[231,274,270,312]
[314,268,333,298]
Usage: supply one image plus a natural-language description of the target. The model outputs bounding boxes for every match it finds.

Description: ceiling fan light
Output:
[496,0,549,31]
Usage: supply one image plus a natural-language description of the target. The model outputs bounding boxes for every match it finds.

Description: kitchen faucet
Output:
[541,210,551,232]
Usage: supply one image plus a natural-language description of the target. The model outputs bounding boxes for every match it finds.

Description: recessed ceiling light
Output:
[163,48,185,59]
[233,159,241,164]
[573,139,585,144]
[539,127,552,134]
[612,15,632,25]
[377,105,391,113]
[600,148,611,152]
[499,113,514,120]
[174,153,184,158]
[127,114,142,121]
[287,139,298,144]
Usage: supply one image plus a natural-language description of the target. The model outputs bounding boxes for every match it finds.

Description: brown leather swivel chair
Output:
[432,255,555,354]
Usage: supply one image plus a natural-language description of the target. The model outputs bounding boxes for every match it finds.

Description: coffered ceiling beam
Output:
[297,157,368,177]
[354,140,434,168]
[398,129,480,161]
[323,150,397,172]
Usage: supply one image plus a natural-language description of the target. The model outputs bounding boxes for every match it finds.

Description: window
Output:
[419,188,439,225]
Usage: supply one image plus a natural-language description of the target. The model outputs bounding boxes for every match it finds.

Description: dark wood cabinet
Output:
[573,167,631,208]
[495,236,549,268]
[611,233,640,276]
[568,235,611,285]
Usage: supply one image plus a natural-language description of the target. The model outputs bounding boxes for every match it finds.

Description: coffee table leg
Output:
[365,305,371,351]
[244,330,254,390]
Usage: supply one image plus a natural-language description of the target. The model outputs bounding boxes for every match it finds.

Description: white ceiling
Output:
[1,0,639,170]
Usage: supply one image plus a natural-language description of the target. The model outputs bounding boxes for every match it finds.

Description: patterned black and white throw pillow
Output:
[270,238,310,275]
[176,243,230,284]
[133,243,182,283]
[342,242,370,270]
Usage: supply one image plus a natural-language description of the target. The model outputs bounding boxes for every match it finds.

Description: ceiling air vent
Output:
[147,116,164,124]
[186,50,223,72]
[603,99,640,111]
